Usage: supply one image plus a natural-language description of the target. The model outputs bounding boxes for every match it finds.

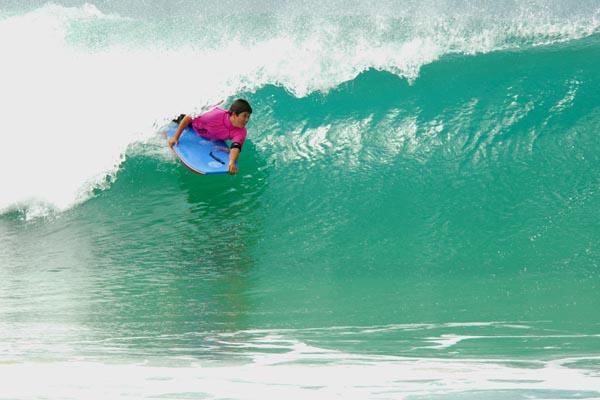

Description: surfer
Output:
[168,99,252,175]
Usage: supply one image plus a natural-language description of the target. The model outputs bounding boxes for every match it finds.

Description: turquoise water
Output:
[1,2,600,398]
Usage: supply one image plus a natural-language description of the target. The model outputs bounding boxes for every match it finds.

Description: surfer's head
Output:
[229,99,252,128]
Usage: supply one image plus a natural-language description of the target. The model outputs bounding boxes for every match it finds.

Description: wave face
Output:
[1,1,600,399]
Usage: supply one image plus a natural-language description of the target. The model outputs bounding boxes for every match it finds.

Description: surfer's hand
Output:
[168,138,177,147]
[228,163,238,175]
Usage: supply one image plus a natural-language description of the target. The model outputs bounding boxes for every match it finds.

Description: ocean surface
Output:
[1,1,600,399]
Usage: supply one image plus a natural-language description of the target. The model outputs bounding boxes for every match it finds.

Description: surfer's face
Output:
[230,111,251,128]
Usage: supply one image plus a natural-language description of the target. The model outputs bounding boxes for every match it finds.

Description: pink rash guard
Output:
[190,107,247,148]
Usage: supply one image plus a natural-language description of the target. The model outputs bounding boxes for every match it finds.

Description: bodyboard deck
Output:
[165,123,233,175]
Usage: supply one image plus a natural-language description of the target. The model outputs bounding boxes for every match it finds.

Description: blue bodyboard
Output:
[165,123,233,175]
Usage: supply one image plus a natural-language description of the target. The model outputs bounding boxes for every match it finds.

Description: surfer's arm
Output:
[228,147,240,175]
[168,115,192,147]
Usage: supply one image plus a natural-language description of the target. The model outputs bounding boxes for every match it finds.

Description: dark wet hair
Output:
[229,99,252,115]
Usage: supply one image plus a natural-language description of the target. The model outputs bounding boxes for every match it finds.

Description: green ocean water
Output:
[1,2,600,399]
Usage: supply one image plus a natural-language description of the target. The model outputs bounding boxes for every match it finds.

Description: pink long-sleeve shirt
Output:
[191,107,247,147]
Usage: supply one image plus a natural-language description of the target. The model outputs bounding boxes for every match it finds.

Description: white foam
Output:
[3,322,600,397]
[1,349,600,399]
[0,5,227,217]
